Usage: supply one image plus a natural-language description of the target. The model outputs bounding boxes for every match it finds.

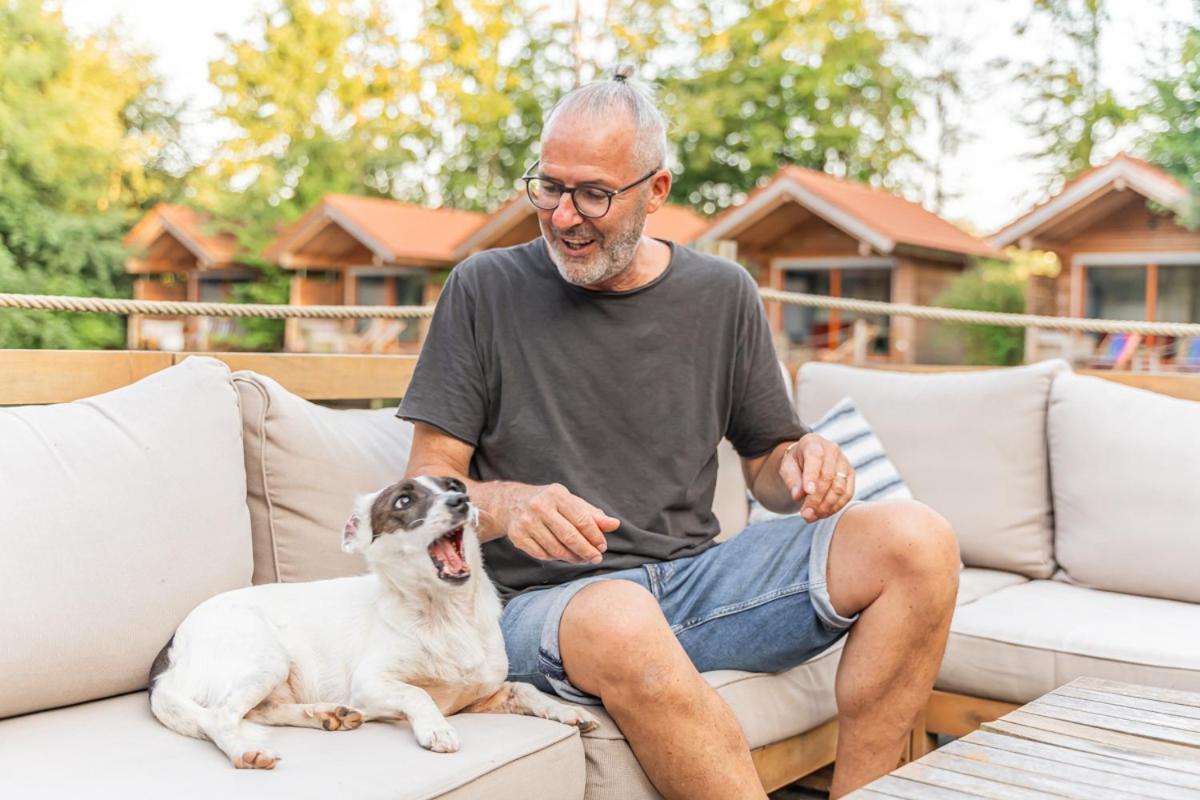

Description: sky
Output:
[59,0,1197,235]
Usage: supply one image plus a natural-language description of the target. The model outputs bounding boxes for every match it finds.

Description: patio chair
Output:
[1088,332,1141,369]
[1178,336,1200,372]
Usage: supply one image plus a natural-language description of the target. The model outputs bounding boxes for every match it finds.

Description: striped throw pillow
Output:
[747,396,912,524]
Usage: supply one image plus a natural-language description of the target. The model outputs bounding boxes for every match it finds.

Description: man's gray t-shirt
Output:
[398,238,807,601]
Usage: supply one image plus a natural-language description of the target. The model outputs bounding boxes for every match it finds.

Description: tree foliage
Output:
[934,261,1026,366]
[1009,0,1135,181]
[0,0,183,348]
[661,0,924,213]
[1145,9,1200,228]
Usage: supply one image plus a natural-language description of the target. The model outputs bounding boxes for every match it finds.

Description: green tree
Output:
[659,0,924,213]
[0,0,184,348]
[199,0,420,229]
[1009,0,1135,181]
[1145,8,1200,228]
[934,261,1026,366]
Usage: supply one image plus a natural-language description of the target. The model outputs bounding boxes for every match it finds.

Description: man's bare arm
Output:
[404,421,618,563]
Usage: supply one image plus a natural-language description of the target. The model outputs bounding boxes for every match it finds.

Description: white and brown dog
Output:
[149,476,597,769]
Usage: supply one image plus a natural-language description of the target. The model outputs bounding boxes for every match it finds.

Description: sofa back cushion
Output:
[796,360,1067,578]
[1049,373,1200,603]
[235,371,414,583]
[0,357,252,719]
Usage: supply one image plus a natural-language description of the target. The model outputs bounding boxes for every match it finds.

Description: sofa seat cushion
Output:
[234,371,415,583]
[956,567,1027,607]
[1049,373,1200,603]
[0,356,252,719]
[796,360,1067,578]
[0,692,584,800]
[567,643,845,800]
[938,580,1200,704]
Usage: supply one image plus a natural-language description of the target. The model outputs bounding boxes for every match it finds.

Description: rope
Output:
[3,289,1200,337]
[0,293,434,320]
[759,289,1200,338]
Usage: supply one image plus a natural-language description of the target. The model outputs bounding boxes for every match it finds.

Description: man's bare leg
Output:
[559,580,768,800]
[824,500,960,798]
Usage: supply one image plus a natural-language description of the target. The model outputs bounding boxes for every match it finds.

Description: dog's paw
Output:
[548,706,600,733]
[233,749,281,770]
[416,723,461,753]
[318,705,364,731]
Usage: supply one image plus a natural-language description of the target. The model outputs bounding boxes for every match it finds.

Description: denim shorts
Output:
[499,500,862,704]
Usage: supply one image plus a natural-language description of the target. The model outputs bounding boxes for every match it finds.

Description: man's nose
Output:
[551,191,584,229]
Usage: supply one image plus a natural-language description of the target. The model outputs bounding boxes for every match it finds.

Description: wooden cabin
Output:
[696,167,1003,365]
[123,204,254,351]
[451,196,709,260]
[263,195,486,354]
[990,154,1200,367]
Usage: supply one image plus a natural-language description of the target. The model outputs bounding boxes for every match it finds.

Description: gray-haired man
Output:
[399,66,960,799]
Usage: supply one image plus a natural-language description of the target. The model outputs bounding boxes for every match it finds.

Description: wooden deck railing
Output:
[5,349,1200,406]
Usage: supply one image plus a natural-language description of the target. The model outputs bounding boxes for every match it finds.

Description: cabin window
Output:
[1086,267,1146,323]
[1158,265,1200,324]
[783,268,890,353]
[354,273,425,341]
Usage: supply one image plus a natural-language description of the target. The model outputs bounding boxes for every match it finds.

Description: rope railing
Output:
[758,289,1200,338]
[0,293,434,320]
[3,289,1200,338]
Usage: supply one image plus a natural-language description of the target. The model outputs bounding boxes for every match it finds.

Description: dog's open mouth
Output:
[428,527,470,583]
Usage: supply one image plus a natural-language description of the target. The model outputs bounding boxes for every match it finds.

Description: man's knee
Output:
[559,580,685,700]
[832,500,959,611]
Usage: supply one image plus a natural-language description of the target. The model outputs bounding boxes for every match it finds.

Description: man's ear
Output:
[645,168,672,214]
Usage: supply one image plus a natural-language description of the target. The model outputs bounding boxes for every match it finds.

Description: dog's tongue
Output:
[431,536,466,574]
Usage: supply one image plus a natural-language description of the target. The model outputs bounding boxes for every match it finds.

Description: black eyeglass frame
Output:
[520,160,662,219]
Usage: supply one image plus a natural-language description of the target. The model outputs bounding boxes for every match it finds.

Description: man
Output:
[398,67,960,799]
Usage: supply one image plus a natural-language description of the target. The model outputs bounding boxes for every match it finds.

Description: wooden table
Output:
[848,677,1200,799]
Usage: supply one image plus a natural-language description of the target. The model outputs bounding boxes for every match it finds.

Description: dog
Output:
[148,476,598,769]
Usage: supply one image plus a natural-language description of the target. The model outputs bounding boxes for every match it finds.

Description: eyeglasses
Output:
[521,160,661,219]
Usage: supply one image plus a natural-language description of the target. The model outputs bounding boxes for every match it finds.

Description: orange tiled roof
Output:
[325,194,488,263]
[704,166,1004,259]
[646,203,708,243]
[124,204,244,267]
[990,153,1189,246]
[265,195,489,266]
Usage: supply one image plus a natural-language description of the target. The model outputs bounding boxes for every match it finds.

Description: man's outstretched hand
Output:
[506,483,620,564]
[778,432,855,522]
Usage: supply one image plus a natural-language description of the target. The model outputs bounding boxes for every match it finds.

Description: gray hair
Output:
[542,63,668,172]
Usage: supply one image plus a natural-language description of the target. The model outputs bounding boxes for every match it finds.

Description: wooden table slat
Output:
[966,728,1200,792]
[1036,693,1200,733]
[1021,701,1200,747]
[1071,677,1200,711]
[844,787,911,800]
[854,679,1200,797]
[995,712,1200,772]
[941,738,1194,800]
[920,750,1112,800]
[895,762,1059,799]
[1056,685,1200,722]
[850,774,989,799]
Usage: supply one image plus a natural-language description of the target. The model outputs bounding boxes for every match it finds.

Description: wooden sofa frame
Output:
[6,349,1200,792]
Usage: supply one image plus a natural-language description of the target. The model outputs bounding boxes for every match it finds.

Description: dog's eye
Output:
[395,494,413,509]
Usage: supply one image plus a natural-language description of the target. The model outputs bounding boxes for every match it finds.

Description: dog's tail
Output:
[148,636,210,740]
[150,680,211,740]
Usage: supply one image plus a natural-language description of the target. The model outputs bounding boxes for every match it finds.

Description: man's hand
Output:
[778,432,855,522]
[506,483,621,564]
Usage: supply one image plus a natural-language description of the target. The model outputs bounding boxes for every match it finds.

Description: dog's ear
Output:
[342,511,370,554]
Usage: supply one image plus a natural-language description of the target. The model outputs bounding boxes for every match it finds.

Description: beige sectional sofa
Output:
[1,354,1197,799]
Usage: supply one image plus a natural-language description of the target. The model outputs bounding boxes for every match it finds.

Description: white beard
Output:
[541,199,648,288]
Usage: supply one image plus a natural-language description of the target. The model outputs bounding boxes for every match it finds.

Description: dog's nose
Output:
[445,492,468,509]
